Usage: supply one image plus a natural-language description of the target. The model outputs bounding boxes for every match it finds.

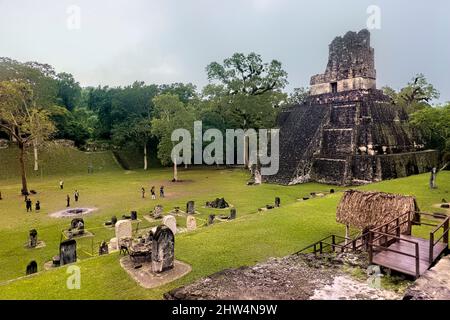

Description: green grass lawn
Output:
[0,144,120,180]
[0,166,448,299]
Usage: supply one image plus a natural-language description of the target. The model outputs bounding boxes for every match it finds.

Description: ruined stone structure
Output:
[267,29,439,185]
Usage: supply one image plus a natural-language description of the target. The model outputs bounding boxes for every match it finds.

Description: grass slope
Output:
[0,145,120,181]
[0,168,448,299]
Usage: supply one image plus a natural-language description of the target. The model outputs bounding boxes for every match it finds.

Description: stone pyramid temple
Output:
[267,29,439,185]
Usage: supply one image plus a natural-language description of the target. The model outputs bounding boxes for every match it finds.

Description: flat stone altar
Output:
[49,207,97,218]
[120,257,191,289]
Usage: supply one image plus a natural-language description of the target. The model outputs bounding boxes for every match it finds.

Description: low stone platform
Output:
[120,256,191,289]
[49,207,97,218]
[24,241,46,249]
[62,230,94,239]
[164,253,401,300]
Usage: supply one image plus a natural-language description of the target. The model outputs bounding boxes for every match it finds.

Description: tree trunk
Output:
[244,135,249,168]
[18,142,28,194]
[33,140,39,171]
[143,143,148,171]
[173,158,178,181]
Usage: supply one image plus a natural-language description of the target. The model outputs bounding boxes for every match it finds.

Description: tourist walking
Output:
[160,185,165,198]
[66,195,70,207]
[74,190,79,202]
[35,200,40,212]
[141,187,145,198]
[59,180,64,190]
[150,186,156,200]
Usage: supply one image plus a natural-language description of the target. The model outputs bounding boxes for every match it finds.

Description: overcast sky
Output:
[0,0,449,102]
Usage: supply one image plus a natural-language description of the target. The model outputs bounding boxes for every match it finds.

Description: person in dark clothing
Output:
[160,185,165,198]
[25,198,32,212]
[141,187,145,198]
[66,195,70,207]
[74,190,79,202]
[35,201,40,212]
[150,186,156,200]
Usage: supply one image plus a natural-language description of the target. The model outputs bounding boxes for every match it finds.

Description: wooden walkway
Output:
[369,212,449,278]
[372,235,447,277]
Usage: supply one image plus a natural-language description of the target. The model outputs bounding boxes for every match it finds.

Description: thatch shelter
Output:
[336,190,419,235]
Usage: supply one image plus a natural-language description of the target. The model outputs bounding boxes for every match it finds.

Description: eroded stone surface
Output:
[163,215,177,235]
[151,226,175,273]
[403,256,450,300]
[165,253,400,300]
[115,220,132,242]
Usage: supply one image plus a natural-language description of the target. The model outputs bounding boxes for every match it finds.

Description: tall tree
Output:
[410,103,450,168]
[288,87,310,105]
[56,72,81,111]
[0,81,55,194]
[383,74,440,114]
[0,58,59,108]
[109,82,159,169]
[158,83,197,104]
[151,94,195,179]
[206,52,288,96]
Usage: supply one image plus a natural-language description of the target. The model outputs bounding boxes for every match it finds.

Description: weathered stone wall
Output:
[311,77,376,95]
[268,90,439,185]
[265,104,328,184]
[310,29,376,95]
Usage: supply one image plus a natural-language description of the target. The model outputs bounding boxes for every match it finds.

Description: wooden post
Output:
[396,218,400,239]
[319,242,323,254]
[408,212,412,235]
[345,224,350,246]
[429,232,434,265]
[368,231,373,264]
[444,219,449,245]
[331,235,335,252]
[415,243,420,278]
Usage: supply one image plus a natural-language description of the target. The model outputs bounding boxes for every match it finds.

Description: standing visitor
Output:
[25,198,32,212]
[35,200,41,212]
[160,185,165,198]
[150,186,156,200]
[141,187,145,198]
[74,190,79,202]
[66,195,70,207]
[59,180,64,190]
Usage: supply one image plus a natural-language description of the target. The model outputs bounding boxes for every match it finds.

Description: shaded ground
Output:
[165,253,402,300]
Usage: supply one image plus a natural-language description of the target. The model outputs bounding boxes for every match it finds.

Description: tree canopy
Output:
[383,74,440,114]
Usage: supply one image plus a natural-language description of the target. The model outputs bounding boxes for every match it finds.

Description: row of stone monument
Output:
[25,199,238,276]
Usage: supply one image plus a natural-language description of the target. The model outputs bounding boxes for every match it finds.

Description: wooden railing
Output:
[298,210,449,278]
[368,230,421,278]
[368,210,449,278]
[429,215,449,264]
[296,232,368,255]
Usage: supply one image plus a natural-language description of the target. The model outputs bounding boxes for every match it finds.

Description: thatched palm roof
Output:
[336,190,418,229]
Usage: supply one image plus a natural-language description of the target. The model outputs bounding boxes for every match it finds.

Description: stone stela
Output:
[151,225,175,273]
[60,239,77,265]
